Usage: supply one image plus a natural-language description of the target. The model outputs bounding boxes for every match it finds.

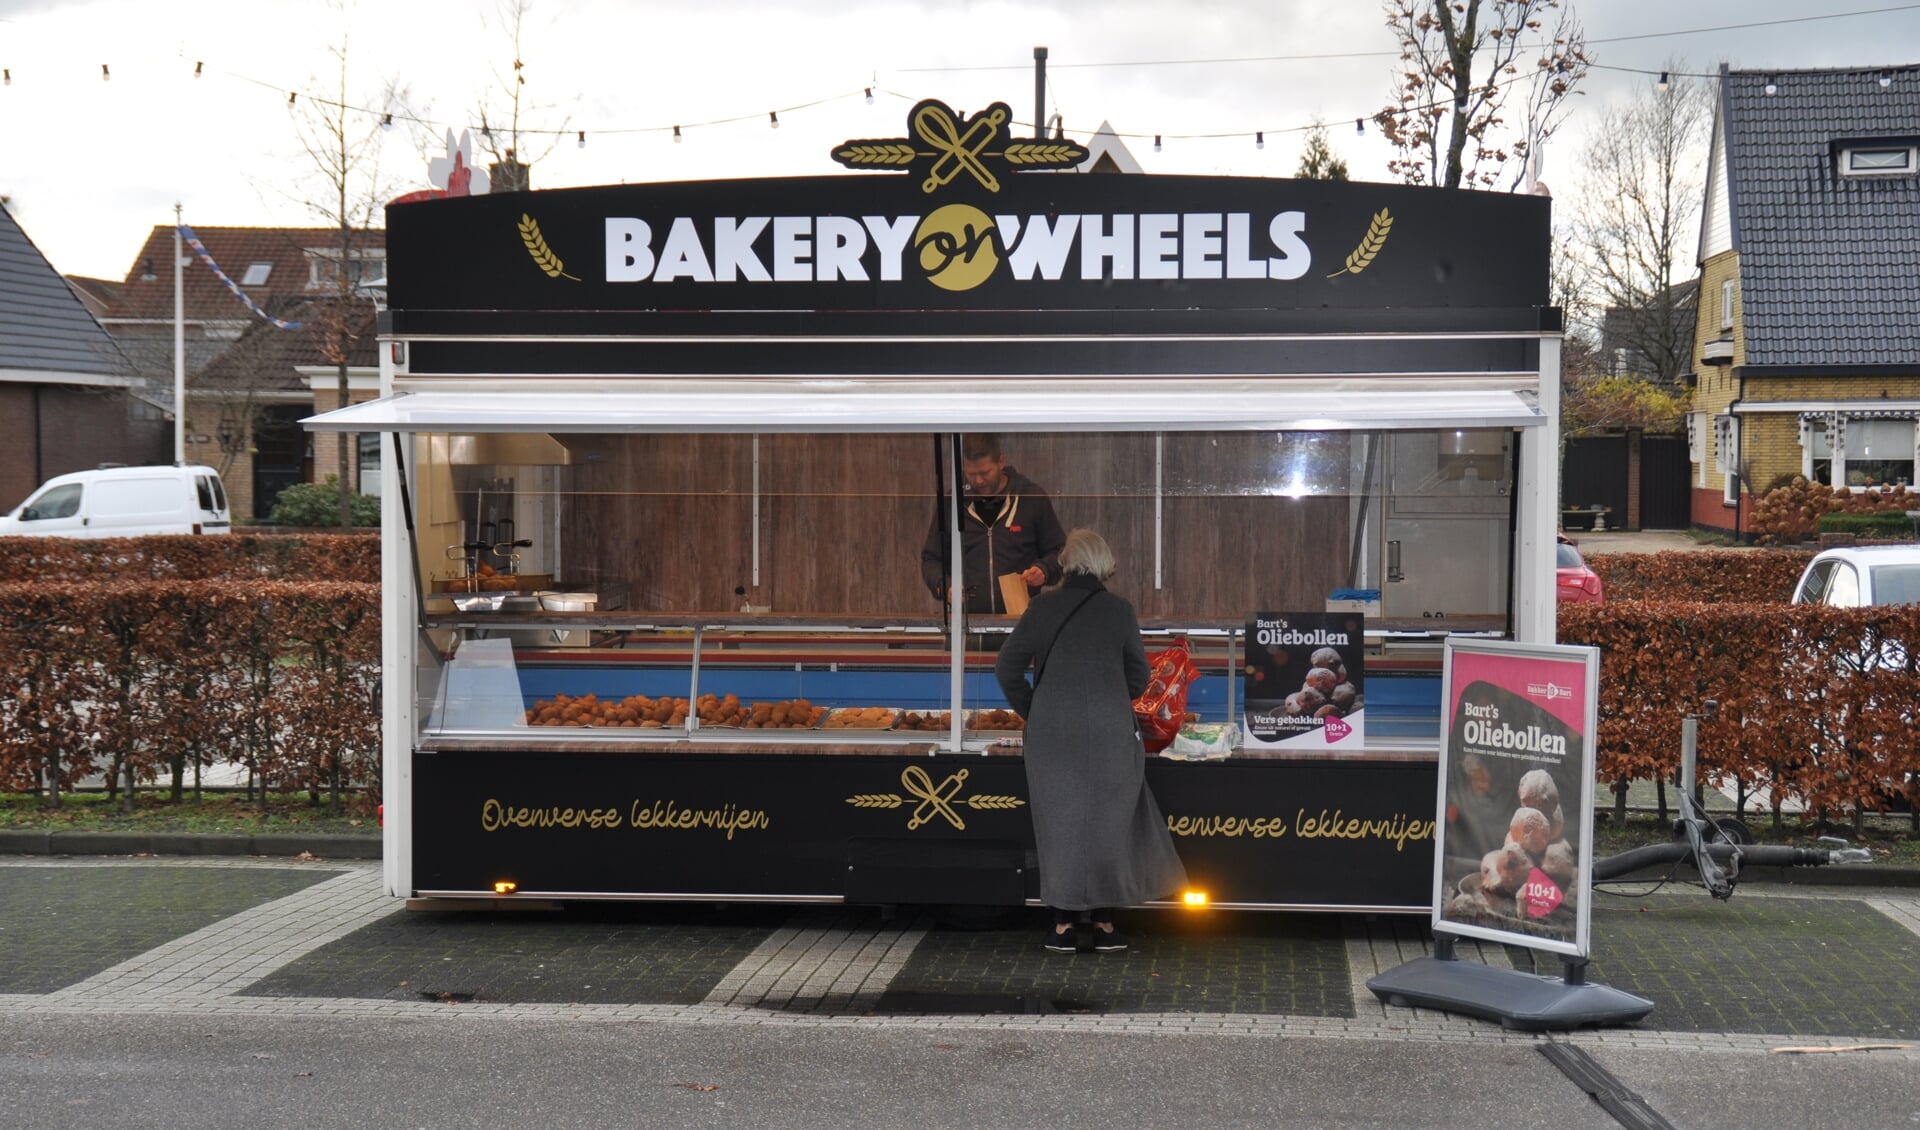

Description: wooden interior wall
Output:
[560,432,1355,618]
[760,433,941,615]
[560,434,755,611]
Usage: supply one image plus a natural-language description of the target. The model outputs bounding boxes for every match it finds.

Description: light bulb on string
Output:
[1255,131,1264,150]
[381,113,393,131]
[577,130,586,149]
[769,110,779,129]
[101,64,110,81]
[1656,71,1670,92]
[1764,76,1777,95]
[673,124,682,143]
[3,69,10,87]
[1355,118,1364,135]
[864,87,873,104]
[1153,134,1161,152]
[193,61,203,79]
[1880,71,1893,88]
[288,92,297,106]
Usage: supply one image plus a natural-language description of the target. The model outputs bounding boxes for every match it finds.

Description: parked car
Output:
[0,464,232,538]
[1555,534,1603,604]
[1790,544,1920,609]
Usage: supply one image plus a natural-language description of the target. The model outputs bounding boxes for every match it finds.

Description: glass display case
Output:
[408,427,1514,752]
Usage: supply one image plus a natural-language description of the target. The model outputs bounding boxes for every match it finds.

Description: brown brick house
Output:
[72,226,382,520]
[1686,64,1920,536]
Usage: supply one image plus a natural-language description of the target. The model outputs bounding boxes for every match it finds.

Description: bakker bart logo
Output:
[1525,681,1574,703]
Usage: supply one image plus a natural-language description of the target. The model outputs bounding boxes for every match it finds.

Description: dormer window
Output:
[240,262,272,286]
[1841,145,1916,176]
[306,248,387,289]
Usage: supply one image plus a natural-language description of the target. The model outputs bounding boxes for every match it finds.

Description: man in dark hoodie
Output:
[920,434,1066,614]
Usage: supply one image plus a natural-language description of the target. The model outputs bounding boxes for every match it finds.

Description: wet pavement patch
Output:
[1554,892,1920,1038]
[870,910,1352,1017]
[242,903,791,1005]
[0,866,339,994]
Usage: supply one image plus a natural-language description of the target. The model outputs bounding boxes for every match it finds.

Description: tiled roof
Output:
[196,297,379,390]
[64,275,123,319]
[99,226,383,323]
[1723,65,1920,367]
[0,206,132,379]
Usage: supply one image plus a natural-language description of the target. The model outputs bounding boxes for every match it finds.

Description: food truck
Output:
[306,101,1561,913]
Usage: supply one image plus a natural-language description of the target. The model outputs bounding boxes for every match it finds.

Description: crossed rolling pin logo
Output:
[845,766,1026,832]
[832,99,1089,193]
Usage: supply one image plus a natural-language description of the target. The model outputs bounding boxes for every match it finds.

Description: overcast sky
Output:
[2,0,1916,280]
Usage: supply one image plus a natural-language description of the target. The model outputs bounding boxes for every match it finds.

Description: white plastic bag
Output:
[1166,722,1238,760]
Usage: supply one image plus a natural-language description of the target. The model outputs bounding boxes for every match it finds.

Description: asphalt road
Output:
[5,856,1919,1129]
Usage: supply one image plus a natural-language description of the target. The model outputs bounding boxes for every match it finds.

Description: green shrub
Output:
[1817,510,1917,538]
[268,476,380,527]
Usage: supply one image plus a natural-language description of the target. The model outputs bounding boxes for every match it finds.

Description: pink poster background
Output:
[1446,650,1590,733]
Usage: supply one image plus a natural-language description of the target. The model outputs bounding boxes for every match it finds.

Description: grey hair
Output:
[1059,527,1117,580]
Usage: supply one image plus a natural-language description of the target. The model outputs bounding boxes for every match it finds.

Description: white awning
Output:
[305,377,1544,434]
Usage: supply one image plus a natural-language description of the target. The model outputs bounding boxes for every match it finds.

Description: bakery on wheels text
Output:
[604,211,1312,284]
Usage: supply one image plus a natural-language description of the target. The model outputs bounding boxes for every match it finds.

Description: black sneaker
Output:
[1090,925,1127,952]
[1044,924,1080,953]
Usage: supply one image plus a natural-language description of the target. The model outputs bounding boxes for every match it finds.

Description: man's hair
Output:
[959,434,1001,462]
[1060,527,1117,580]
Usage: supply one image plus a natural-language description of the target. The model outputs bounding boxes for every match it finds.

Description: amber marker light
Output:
[1182,890,1209,909]
[493,880,518,895]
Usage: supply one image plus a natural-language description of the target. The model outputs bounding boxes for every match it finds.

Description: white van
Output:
[0,464,232,538]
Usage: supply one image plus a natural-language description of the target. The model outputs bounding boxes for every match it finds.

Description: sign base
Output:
[1367,954,1653,1032]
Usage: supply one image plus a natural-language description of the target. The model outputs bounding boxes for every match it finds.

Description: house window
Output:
[1842,146,1917,176]
[1846,419,1916,488]
[1807,417,1917,489]
[1719,278,1734,330]
[307,249,387,289]
[240,262,272,286]
[357,432,383,498]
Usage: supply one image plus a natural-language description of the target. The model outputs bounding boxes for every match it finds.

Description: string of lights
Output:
[1,0,1911,157]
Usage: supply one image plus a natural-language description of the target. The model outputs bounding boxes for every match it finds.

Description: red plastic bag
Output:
[1133,638,1201,753]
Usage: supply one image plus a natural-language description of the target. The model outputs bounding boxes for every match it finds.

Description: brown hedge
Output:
[0,535,380,584]
[1560,601,1920,817]
[1586,549,1813,604]
[0,580,380,802]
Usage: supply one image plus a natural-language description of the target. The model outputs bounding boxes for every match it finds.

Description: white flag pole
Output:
[173,203,185,466]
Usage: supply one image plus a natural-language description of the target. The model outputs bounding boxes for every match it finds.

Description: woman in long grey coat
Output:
[995,528,1187,952]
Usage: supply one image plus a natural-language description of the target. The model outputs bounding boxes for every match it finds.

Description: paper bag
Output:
[997,572,1031,615]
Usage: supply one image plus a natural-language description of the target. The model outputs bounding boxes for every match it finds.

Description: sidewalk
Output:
[3,855,1918,1052]
[1568,529,1754,554]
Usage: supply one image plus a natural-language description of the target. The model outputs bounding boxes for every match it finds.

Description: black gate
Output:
[1562,436,1628,527]
[1638,434,1692,529]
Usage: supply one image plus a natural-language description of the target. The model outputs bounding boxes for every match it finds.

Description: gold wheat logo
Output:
[1327,208,1394,278]
[1000,142,1085,166]
[518,213,580,281]
[845,767,1025,831]
[833,142,917,167]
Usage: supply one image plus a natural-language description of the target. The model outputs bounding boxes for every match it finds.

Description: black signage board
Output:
[412,749,1436,909]
[387,174,1550,334]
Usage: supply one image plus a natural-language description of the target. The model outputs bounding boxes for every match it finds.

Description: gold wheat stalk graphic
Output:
[518,214,580,281]
[1327,208,1394,278]
[845,794,906,809]
[964,795,1027,810]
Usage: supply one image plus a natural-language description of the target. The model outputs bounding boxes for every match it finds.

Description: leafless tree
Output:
[1570,60,1713,390]
[474,0,571,191]
[287,16,405,526]
[1374,0,1590,190]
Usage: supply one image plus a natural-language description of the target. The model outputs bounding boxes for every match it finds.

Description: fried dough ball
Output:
[1508,806,1552,857]
[1480,844,1531,896]
[1303,667,1340,698]
[1518,769,1561,814]
[1542,840,1577,886]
